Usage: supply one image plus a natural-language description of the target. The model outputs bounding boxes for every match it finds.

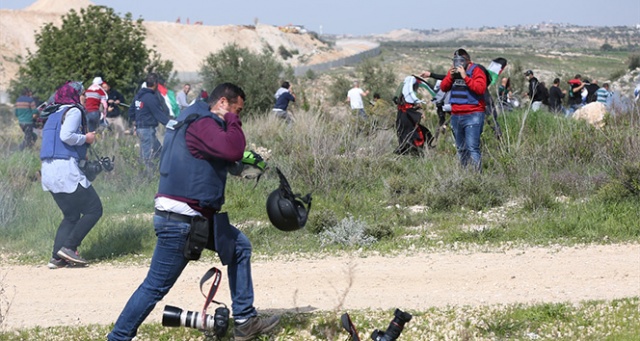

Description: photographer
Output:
[108,83,279,341]
[438,48,487,171]
[40,81,103,269]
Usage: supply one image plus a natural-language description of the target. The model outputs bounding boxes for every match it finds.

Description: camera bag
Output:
[184,215,209,260]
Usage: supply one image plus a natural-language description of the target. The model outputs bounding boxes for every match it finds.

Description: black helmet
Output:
[266,168,312,232]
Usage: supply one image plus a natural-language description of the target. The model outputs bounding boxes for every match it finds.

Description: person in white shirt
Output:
[176,83,191,110]
[346,81,370,118]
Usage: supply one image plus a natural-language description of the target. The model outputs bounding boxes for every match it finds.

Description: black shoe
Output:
[57,247,88,264]
[234,315,280,341]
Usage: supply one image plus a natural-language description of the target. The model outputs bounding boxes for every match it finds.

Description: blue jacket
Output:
[40,106,87,161]
[157,103,229,210]
[274,91,295,110]
[129,88,170,128]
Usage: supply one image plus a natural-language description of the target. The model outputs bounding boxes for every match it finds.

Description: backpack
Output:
[537,83,549,105]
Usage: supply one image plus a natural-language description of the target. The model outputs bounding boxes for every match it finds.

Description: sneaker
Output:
[234,315,280,341]
[57,247,88,264]
[47,257,68,269]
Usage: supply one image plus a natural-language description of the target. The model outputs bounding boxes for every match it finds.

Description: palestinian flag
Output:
[157,83,180,118]
[413,75,436,97]
[486,58,508,86]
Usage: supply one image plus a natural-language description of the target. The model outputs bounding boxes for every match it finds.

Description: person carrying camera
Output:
[39,81,103,269]
[438,48,487,171]
[108,83,279,341]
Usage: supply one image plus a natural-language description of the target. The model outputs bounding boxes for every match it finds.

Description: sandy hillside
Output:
[0,0,371,93]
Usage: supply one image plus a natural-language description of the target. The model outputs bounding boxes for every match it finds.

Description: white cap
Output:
[92,77,103,85]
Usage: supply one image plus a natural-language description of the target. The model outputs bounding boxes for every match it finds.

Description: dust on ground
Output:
[1,243,638,330]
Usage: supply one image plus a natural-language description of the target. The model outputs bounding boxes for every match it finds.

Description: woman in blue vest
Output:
[40,81,103,269]
[438,49,487,171]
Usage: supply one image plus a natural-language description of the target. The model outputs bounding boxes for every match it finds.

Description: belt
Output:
[154,209,195,223]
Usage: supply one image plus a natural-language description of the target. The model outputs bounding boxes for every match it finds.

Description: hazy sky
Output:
[2,0,639,35]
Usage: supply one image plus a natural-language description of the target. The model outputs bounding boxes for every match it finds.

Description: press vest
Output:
[40,105,87,161]
[157,104,229,209]
[449,64,482,105]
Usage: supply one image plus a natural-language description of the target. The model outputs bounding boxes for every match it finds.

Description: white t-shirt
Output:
[347,88,365,109]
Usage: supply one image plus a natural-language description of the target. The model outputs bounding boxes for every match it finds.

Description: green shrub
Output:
[278,45,293,60]
[200,44,284,116]
[308,208,339,234]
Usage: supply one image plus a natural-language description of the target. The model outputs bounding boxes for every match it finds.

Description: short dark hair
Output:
[454,48,470,60]
[553,78,560,84]
[373,93,380,99]
[145,73,159,88]
[281,81,290,89]
[209,83,246,105]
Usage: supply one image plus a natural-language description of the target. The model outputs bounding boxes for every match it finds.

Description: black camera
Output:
[162,305,229,338]
[79,156,114,181]
[370,309,413,341]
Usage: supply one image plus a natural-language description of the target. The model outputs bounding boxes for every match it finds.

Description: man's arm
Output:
[185,113,246,161]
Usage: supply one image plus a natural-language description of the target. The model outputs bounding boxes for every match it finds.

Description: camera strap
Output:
[340,313,361,341]
[199,267,226,326]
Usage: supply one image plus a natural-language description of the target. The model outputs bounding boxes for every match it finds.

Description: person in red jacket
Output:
[84,76,108,132]
[439,48,487,171]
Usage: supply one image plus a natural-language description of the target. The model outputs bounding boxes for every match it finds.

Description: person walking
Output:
[523,70,546,112]
[39,81,103,269]
[548,78,568,115]
[176,83,191,111]
[129,73,170,175]
[108,83,279,341]
[346,80,369,119]
[14,87,38,150]
[84,76,108,132]
[596,82,612,105]
[439,48,487,171]
[273,81,296,125]
[102,81,127,137]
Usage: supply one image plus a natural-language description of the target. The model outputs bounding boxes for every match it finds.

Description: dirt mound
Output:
[0,0,367,94]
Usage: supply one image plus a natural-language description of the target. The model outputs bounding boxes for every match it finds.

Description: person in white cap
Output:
[84,76,108,131]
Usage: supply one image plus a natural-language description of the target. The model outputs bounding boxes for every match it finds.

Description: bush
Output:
[308,208,339,234]
[319,215,376,247]
[627,53,640,71]
[278,45,293,60]
[200,44,284,116]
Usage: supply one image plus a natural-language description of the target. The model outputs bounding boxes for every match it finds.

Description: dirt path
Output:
[2,243,639,330]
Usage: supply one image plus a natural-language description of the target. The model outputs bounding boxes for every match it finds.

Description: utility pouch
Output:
[184,215,209,261]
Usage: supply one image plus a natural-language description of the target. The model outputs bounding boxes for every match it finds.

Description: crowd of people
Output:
[8,48,634,340]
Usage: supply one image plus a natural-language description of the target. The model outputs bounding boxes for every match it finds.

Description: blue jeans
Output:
[450,111,484,170]
[108,215,257,341]
[86,111,101,132]
[136,127,162,172]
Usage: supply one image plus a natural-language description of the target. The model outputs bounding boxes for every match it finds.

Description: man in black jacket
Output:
[523,70,546,112]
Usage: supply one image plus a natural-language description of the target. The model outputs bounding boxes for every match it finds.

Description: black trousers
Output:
[50,184,103,259]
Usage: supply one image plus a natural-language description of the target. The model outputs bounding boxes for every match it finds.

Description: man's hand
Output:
[85,132,96,144]
[420,71,431,78]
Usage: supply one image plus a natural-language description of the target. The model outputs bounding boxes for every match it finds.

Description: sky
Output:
[2,0,639,35]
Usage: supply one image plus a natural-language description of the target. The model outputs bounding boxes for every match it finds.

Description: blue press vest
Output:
[449,64,482,105]
[40,105,87,161]
[157,102,229,209]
